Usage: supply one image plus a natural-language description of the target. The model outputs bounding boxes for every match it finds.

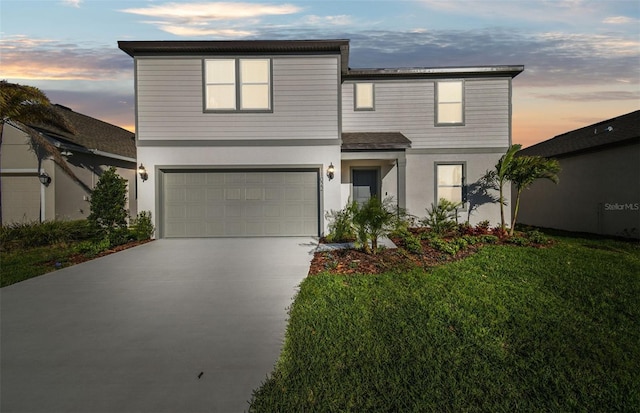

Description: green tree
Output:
[88,167,129,240]
[508,156,560,235]
[0,81,76,224]
[351,196,396,254]
[494,144,522,233]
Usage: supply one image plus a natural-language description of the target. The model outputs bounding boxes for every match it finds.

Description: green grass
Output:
[1,244,77,287]
[250,236,640,412]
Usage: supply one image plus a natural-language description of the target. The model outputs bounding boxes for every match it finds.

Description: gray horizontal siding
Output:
[136,57,339,141]
[342,79,511,149]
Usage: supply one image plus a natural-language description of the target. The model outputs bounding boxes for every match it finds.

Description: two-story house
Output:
[118,39,523,238]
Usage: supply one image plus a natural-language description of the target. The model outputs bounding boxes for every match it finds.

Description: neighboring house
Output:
[0,104,137,224]
[118,39,523,238]
[516,110,640,239]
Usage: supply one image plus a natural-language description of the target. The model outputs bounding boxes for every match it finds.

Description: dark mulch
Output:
[308,238,480,276]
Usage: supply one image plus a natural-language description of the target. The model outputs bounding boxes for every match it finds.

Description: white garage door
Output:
[162,170,319,237]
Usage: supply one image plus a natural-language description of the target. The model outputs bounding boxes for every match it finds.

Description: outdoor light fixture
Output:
[60,150,73,157]
[327,162,335,181]
[138,163,148,182]
[38,172,51,186]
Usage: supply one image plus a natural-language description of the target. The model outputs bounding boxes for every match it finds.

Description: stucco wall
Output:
[405,151,507,226]
[516,141,640,239]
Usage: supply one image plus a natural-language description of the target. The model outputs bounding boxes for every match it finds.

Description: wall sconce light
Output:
[39,172,51,186]
[138,163,148,182]
[327,162,335,181]
[60,150,73,157]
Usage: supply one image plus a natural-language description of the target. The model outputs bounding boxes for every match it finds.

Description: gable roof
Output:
[30,104,136,161]
[342,132,411,151]
[519,110,640,158]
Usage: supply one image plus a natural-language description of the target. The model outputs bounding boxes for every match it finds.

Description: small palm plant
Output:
[508,156,560,235]
[351,196,396,254]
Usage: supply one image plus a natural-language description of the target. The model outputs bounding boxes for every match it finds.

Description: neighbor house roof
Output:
[30,104,136,161]
[341,132,412,151]
[519,110,640,158]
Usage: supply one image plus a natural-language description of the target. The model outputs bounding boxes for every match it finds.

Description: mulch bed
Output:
[308,238,480,276]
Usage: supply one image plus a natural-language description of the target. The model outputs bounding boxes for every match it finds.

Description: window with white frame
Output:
[205,58,271,111]
[436,81,464,125]
[436,163,465,204]
[354,83,374,110]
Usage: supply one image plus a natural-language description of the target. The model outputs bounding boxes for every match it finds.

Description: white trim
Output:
[89,149,136,163]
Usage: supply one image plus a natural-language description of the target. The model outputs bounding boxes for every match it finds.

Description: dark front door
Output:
[352,169,379,204]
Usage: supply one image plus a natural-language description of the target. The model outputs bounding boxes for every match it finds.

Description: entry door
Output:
[352,169,379,204]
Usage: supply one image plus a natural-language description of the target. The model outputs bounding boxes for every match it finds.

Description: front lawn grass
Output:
[250,235,640,412]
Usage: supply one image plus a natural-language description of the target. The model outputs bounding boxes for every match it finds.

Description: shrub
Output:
[476,220,491,234]
[130,211,155,241]
[0,220,96,251]
[478,234,499,244]
[526,229,550,245]
[73,238,111,257]
[350,196,397,254]
[421,198,461,235]
[393,228,423,254]
[506,235,530,246]
[88,167,128,239]
[325,206,355,243]
[430,237,460,255]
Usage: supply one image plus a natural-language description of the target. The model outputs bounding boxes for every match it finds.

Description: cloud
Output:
[417,0,597,24]
[603,16,639,24]
[62,0,82,7]
[121,2,301,22]
[158,25,253,37]
[120,2,302,37]
[302,15,352,26]
[0,35,131,81]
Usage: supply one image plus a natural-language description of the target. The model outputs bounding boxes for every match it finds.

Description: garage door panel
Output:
[245,188,263,200]
[163,170,318,237]
[225,188,242,200]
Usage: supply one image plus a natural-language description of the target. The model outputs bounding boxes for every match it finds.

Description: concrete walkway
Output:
[1,238,316,413]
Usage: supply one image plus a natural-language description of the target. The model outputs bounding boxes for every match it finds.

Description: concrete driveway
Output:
[1,238,316,413]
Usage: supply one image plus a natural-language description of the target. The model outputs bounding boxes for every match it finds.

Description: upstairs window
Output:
[354,83,374,111]
[436,81,464,125]
[205,58,271,112]
[436,163,465,204]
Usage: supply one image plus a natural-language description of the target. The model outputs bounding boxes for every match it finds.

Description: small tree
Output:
[494,144,521,232]
[88,167,128,241]
[422,198,461,235]
[351,196,396,254]
[508,156,560,235]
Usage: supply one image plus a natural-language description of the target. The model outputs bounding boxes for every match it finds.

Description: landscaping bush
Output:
[421,198,461,235]
[88,167,128,240]
[351,196,396,254]
[392,227,423,254]
[526,229,550,245]
[0,219,96,251]
[130,211,155,241]
[325,206,355,243]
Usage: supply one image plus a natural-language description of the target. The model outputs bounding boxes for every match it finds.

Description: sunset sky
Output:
[2,0,639,147]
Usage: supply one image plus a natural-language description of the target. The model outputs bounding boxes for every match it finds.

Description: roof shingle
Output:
[519,110,639,158]
[342,132,411,151]
[31,105,136,160]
